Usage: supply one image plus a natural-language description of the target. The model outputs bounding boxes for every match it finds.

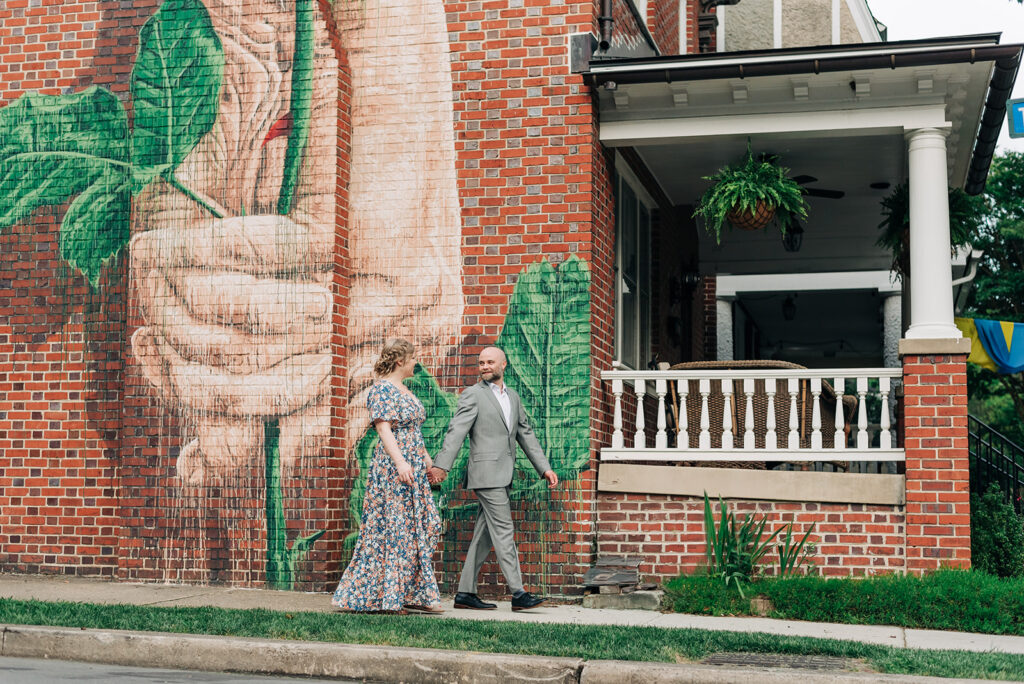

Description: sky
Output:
[867,0,1024,153]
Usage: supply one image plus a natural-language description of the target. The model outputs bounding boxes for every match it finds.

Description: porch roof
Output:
[586,35,1023,276]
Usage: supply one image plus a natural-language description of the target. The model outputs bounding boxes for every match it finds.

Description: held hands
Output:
[395,460,415,486]
[543,470,559,489]
[427,467,448,485]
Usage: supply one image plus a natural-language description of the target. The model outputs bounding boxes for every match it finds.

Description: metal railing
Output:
[969,415,1024,514]
[602,368,904,463]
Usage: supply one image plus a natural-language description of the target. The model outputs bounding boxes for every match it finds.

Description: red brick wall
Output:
[597,493,907,580]
[647,0,680,54]
[902,353,971,571]
[0,0,127,578]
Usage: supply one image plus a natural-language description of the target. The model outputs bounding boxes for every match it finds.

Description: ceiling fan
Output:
[758,153,846,200]
[792,174,845,200]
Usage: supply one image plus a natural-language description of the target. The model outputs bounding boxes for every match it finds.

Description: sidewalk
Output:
[1,573,1022,683]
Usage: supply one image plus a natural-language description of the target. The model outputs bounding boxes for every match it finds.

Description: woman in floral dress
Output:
[332,338,443,614]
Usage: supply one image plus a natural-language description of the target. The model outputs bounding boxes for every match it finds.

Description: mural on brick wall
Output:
[1,0,593,592]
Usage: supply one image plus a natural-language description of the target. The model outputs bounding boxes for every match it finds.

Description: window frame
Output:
[613,155,655,371]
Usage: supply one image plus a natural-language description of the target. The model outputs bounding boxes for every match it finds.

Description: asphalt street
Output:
[0,656,369,684]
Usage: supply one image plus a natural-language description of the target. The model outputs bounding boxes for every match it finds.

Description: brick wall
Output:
[647,0,680,54]
[597,493,907,580]
[902,353,971,571]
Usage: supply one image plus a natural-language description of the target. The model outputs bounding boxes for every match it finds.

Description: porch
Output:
[584,35,1023,579]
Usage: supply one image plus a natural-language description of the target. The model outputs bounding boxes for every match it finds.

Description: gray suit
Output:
[434,380,552,594]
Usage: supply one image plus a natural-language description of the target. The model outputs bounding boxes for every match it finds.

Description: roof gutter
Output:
[584,39,1023,195]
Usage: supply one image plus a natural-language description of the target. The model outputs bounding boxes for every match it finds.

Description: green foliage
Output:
[0,87,131,287]
[964,152,1024,448]
[776,521,816,577]
[665,569,1024,636]
[5,597,1024,680]
[264,421,324,591]
[971,483,1024,578]
[702,493,783,597]
[277,0,314,215]
[0,0,225,286]
[130,0,224,194]
[497,255,591,497]
[693,146,808,244]
[875,181,985,279]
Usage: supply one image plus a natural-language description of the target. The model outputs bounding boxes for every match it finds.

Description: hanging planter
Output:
[726,200,777,231]
[694,145,808,243]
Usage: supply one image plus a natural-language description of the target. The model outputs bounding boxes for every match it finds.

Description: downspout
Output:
[598,0,614,52]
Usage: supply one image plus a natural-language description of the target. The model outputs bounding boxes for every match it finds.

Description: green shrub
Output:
[971,483,1024,578]
[663,569,1024,635]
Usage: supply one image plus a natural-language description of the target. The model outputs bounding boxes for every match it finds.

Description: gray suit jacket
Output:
[433,381,552,490]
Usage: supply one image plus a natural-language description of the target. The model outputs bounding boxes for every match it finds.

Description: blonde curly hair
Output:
[373,338,415,377]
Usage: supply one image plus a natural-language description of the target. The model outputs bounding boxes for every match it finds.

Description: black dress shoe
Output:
[511,591,547,611]
[453,592,497,610]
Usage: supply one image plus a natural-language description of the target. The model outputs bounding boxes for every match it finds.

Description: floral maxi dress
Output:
[332,381,442,611]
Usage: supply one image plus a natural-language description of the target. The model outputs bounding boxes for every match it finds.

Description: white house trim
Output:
[599,104,949,146]
[717,270,901,298]
[845,0,883,44]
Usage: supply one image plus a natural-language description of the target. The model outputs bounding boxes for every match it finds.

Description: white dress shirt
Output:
[487,380,513,432]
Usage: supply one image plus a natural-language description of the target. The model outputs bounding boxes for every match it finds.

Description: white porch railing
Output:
[601,368,904,463]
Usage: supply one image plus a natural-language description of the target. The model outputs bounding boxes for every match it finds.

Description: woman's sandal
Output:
[404,604,445,614]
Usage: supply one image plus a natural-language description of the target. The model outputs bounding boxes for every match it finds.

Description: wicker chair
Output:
[666,360,858,471]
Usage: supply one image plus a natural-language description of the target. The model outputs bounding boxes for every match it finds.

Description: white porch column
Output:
[904,127,961,340]
[717,297,734,361]
[882,293,902,368]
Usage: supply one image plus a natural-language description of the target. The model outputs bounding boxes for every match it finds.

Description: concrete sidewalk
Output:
[0,573,1021,683]
[2,574,1022,655]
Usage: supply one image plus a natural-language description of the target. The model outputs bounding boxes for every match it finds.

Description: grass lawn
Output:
[1,597,1023,680]
[664,569,1024,635]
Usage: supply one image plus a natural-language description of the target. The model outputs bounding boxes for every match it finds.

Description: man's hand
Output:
[543,470,558,489]
[427,467,448,485]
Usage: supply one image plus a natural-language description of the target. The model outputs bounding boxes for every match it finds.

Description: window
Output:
[614,164,652,370]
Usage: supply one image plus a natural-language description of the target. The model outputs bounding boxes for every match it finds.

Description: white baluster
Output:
[856,377,869,450]
[721,379,734,450]
[655,378,667,449]
[833,376,846,450]
[634,380,646,449]
[765,382,777,450]
[677,381,689,451]
[879,376,893,449]
[788,377,800,450]
[611,379,624,449]
[699,378,711,450]
[743,378,755,450]
[810,377,822,450]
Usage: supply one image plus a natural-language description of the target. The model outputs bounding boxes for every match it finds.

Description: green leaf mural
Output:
[130,0,224,196]
[497,255,591,498]
[0,86,131,287]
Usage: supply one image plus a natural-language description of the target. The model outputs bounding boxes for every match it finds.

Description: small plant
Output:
[694,145,808,244]
[776,521,816,577]
[876,182,985,278]
[702,492,783,597]
[971,483,1024,578]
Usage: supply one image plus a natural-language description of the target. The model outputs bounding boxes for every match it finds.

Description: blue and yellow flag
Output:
[955,317,1024,374]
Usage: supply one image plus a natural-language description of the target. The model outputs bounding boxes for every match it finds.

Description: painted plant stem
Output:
[264,0,317,590]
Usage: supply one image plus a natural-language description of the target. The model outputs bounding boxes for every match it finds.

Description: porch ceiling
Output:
[587,35,1023,276]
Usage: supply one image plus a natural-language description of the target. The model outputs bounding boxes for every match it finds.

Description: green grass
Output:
[1,597,1023,680]
[664,570,1024,635]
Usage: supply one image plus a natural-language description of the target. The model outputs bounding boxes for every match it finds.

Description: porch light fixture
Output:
[782,295,797,321]
[781,221,804,252]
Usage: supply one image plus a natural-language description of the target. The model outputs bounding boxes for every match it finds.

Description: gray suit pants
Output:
[457,486,523,594]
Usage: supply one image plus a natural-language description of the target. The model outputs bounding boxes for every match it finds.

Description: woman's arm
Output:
[375,421,414,485]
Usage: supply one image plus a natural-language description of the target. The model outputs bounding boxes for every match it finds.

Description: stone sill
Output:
[597,463,906,506]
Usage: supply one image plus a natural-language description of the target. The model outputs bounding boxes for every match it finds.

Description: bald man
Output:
[429,347,558,611]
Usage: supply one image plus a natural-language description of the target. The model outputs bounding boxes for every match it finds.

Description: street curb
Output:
[0,623,582,683]
[0,623,986,683]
